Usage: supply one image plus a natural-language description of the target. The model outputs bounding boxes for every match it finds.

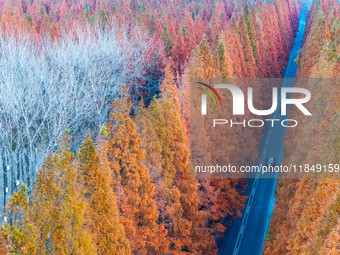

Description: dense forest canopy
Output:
[263,0,339,253]
[0,0,338,254]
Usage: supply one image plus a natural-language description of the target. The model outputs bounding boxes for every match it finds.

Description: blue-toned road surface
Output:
[217,5,310,255]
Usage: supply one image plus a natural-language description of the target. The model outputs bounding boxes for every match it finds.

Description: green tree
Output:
[161,23,173,57]
[213,39,230,78]
[244,4,258,67]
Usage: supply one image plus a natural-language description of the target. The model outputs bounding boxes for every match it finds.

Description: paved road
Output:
[217,5,309,255]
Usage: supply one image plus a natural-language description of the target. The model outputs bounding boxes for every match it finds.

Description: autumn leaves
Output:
[0,83,210,254]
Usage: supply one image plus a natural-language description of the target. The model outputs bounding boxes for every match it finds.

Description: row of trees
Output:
[0,26,164,215]
[181,0,300,172]
[0,0,302,253]
[0,81,245,254]
[0,0,300,207]
[263,0,340,253]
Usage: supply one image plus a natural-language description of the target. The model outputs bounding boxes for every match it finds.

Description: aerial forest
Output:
[0,0,338,254]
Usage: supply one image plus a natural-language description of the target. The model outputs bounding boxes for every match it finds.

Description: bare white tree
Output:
[0,26,164,215]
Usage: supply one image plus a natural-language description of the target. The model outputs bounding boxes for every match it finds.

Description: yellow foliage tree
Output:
[77,134,131,255]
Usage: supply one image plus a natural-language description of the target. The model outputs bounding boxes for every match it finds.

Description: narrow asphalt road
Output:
[217,5,309,255]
